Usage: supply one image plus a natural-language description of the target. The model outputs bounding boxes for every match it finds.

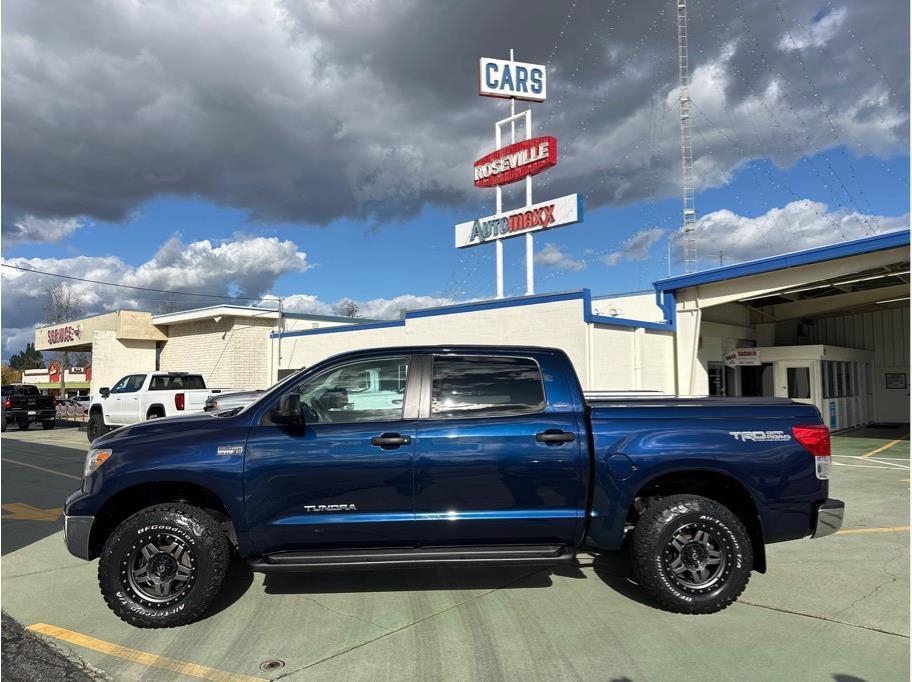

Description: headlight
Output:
[84,448,112,477]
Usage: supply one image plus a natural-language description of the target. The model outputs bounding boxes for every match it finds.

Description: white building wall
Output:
[277,299,676,393]
[806,306,910,423]
[90,331,156,394]
[589,325,675,393]
[591,292,665,322]
[159,317,274,391]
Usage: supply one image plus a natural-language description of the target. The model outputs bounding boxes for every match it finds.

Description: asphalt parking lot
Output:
[1,424,909,681]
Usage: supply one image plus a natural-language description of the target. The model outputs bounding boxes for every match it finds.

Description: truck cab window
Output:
[294,357,409,424]
[430,356,546,418]
[111,374,146,394]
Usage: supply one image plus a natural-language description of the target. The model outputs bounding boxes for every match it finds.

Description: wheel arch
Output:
[630,468,766,573]
[145,404,166,419]
[88,481,238,560]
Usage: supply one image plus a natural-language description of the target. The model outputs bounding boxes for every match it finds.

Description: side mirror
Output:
[271,393,305,425]
[100,388,110,398]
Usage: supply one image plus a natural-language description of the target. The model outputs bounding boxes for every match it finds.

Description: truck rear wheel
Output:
[631,494,752,614]
[98,503,230,628]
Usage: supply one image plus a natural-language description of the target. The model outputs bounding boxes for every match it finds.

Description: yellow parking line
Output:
[835,525,911,536]
[26,623,266,682]
[862,437,908,458]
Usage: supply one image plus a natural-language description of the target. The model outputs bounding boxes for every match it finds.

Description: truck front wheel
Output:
[98,503,230,628]
[631,494,752,614]
[87,413,107,442]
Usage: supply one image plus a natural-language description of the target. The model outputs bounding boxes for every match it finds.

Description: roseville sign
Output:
[474,136,557,188]
[479,57,547,102]
[46,324,82,345]
[455,194,583,249]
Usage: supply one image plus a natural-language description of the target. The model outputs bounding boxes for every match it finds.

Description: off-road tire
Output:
[42,420,55,430]
[87,413,107,442]
[17,419,30,431]
[98,503,230,628]
[631,494,752,614]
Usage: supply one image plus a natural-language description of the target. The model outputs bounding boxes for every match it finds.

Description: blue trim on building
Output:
[654,230,910,293]
[271,288,673,339]
[273,319,405,338]
[582,289,674,331]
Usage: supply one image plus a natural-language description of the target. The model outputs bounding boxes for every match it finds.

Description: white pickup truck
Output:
[87,372,238,442]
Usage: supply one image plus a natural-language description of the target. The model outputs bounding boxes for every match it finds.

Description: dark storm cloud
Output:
[2,0,908,239]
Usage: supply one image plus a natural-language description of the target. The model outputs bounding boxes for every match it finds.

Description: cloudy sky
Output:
[2,0,909,357]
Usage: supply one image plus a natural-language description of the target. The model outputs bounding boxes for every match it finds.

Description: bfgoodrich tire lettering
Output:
[631,494,752,614]
[98,503,229,628]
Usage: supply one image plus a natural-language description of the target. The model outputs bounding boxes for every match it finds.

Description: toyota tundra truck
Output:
[64,346,844,628]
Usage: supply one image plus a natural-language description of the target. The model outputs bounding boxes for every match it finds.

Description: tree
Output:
[1,364,22,385]
[9,343,44,370]
[341,300,359,318]
[44,283,84,396]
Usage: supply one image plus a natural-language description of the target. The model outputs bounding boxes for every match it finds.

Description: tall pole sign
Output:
[459,51,583,298]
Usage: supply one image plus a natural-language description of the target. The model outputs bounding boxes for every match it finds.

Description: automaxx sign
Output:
[455,194,583,248]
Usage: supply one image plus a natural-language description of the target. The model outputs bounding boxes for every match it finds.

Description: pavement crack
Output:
[832,546,904,616]
[299,597,393,633]
[739,600,910,639]
[271,567,549,680]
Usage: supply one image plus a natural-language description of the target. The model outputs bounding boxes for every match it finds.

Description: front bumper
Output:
[63,514,94,560]
[812,499,845,538]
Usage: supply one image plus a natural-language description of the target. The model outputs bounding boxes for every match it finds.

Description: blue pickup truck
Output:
[64,346,844,628]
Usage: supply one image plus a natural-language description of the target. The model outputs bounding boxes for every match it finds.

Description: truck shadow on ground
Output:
[205,546,656,617]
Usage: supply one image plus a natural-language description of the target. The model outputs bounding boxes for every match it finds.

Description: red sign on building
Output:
[474,136,557,188]
[48,360,61,383]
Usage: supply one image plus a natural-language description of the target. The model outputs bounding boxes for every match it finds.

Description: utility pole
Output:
[677,0,697,273]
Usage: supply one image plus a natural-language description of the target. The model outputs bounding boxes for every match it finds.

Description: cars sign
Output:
[479,57,547,102]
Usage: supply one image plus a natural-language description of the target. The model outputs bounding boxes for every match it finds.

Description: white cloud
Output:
[0,235,309,356]
[602,227,665,267]
[681,200,909,264]
[535,243,586,271]
[282,293,456,320]
[4,215,85,243]
[779,7,847,50]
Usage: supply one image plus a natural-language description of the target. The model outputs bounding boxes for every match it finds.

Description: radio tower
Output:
[677,0,697,273]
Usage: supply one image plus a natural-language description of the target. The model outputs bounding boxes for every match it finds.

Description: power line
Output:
[0,263,280,304]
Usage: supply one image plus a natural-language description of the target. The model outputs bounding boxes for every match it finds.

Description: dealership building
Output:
[35,230,909,431]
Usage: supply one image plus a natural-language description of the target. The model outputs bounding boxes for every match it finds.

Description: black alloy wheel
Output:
[631,494,752,614]
[98,503,229,628]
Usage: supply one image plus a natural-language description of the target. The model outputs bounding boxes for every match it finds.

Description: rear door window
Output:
[149,375,206,390]
[430,356,546,419]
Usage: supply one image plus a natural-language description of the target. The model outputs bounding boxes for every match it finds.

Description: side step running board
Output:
[249,545,575,572]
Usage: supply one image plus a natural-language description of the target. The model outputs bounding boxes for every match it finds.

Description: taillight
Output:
[175,393,185,411]
[3,398,10,410]
[792,424,831,480]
